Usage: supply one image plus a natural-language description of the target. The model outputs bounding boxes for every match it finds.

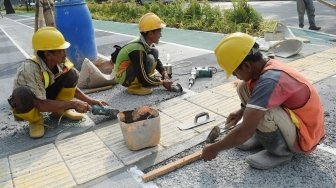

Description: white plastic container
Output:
[118,109,161,151]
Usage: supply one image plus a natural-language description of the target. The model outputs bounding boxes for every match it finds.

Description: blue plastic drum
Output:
[55,0,97,70]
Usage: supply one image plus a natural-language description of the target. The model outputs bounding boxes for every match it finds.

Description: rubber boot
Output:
[246,129,293,170]
[236,133,263,151]
[127,79,153,96]
[14,108,45,138]
[53,88,83,121]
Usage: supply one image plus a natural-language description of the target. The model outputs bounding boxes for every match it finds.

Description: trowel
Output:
[178,112,215,130]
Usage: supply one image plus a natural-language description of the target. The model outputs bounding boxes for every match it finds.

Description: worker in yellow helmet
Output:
[202,32,325,169]
[113,12,174,95]
[8,27,108,138]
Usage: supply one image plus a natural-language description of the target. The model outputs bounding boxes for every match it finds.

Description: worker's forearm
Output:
[211,124,253,152]
[74,87,93,104]
[35,99,78,113]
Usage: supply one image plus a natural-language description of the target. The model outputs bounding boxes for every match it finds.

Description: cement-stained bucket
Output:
[117,108,160,151]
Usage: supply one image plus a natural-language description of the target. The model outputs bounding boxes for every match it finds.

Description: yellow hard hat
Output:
[214,32,256,78]
[139,12,166,32]
[32,27,70,51]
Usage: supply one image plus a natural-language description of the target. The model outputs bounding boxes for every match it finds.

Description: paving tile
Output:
[288,56,328,71]
[12,163,76,188]
[95,123,162,165]
[161,100,226,133]
[299,69,331,83]
[306,59,336,75]
[186,91,241,117]
[56,132,124,184]
[8,144,75,188]
[0,158,13,188]
[310,51,336,59]
[210,82,239,98]
[159,113,199,147]
[323,47,336,54]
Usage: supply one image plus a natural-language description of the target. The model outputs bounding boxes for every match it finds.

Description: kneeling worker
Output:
[8,27,107,138]
[114,12,173,95]
[202,32,325,169]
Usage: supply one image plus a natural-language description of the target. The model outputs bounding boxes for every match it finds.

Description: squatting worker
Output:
[8,27,108,138]
[113,12,173,95]
[201,32,325,169]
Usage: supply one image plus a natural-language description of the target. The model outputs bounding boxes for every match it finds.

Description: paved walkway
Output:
[0,13,336,187]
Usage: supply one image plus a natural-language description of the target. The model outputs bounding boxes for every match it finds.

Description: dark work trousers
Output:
[123,48,159,87]
[8,68,79,114]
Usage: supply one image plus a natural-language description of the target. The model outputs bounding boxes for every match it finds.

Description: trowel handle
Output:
[194,112,209,123]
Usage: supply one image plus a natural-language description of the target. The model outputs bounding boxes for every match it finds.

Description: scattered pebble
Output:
[1,125,7,131]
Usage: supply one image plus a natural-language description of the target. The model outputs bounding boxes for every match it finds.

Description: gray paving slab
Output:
[90,171,142,188]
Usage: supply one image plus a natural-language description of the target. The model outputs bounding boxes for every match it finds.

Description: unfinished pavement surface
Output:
[0,11,336,187]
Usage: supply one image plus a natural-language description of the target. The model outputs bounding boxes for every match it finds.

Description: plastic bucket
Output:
[54,0,97,70]
[118,109,161,151]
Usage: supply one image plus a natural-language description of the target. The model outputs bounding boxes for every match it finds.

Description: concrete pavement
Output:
[0,8,336,188]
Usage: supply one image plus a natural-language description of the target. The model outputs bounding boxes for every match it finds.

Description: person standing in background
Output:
[296,0,321,30]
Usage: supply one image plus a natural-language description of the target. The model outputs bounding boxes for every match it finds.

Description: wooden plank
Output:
[142,150,202,182]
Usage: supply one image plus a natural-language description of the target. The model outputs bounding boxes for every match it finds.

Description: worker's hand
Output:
[73,101,91,113]
[161,71,170,80]
[89,98,108,106]
[202,144,219,162]
[162,79,173,91]
[225,108,244,128]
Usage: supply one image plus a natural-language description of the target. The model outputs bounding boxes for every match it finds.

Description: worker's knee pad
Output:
[8,86,36,114]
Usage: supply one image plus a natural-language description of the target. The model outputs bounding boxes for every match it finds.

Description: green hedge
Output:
[88,0,276,35]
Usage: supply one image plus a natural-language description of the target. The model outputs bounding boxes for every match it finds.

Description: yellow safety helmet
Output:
[139,12,166,32]
[32,27,70,51]
[214,32,256,78]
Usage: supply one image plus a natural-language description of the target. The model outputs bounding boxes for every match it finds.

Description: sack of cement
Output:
[77,58,115,89]
[118,106,160,151]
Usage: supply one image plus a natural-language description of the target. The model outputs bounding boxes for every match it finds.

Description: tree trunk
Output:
[4,0,15,14]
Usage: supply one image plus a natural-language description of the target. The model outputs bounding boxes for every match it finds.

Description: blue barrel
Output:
[54,0,97,70]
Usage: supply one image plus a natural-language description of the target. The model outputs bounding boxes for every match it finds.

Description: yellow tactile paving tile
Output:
[0,158,13,188]
[8,144,75,188]
[210,82,239,98]
[299,69,331,83]
[323,47,336,54]
[95,124,162,165]
[12,163,76,188]
[9,144,64,178]
[305,59,336,75]
[161,100,226,133]
[56,132,124,184]
[159,113,199,147]
[309,51,336,59]
[288,56,330,71]
[186,91,241,117]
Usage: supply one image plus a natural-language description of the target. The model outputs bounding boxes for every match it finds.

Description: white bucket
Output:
[118,109,161,151]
